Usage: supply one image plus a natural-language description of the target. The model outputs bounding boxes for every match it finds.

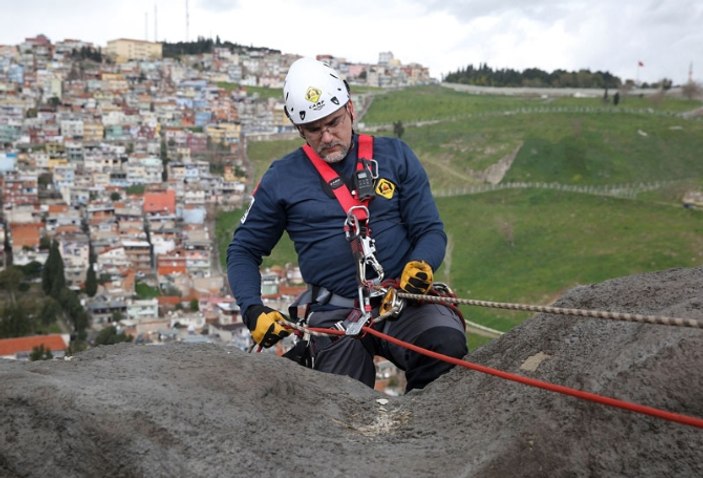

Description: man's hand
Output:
[399,260,433,295]
[244,305,290,348]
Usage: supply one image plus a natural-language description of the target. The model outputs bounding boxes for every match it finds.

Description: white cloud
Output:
[0,0,700,84]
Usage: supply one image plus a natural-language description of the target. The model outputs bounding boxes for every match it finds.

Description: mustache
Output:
[318,141,343,151]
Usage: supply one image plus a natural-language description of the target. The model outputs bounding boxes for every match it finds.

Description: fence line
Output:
[433,180,681,199]
[363,106,702,131]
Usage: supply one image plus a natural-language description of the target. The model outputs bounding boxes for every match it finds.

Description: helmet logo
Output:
[304,86,326,111]
[305,87,322,104]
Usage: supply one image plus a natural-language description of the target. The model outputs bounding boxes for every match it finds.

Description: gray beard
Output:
[319,144,350,163]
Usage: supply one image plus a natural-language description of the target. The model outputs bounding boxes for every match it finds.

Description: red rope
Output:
[307,326,703,429]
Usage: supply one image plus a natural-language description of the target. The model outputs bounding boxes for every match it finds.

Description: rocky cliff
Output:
[2,267,702,477]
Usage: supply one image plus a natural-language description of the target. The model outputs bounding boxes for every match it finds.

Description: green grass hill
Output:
[217,85,703,346]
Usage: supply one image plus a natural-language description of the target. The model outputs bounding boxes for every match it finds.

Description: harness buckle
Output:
[344,286,373,335]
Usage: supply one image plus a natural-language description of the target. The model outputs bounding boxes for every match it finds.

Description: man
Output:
[227,57,467,391]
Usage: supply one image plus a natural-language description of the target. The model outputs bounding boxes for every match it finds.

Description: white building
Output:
[127,298,159,322]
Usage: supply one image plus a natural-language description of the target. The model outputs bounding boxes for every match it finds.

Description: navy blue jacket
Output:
[227,134,447,316]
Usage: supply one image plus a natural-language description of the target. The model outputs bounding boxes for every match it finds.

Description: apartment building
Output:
[122,239,152,273]
[126,298,159,322]
[205,122,241,145]
[2,171,38,206]
[57,232,90,289]
[105,39,162,64]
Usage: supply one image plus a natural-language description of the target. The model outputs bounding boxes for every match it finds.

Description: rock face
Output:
[1,267,702,478]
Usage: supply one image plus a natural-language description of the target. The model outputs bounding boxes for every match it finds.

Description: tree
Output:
[94,325,133,346]
[0,304,32,338]
[30,344,53,361]
[42,240,65,297]
[37,172,53,189]
[393,121,405,139]
[444,63,623,89]
[19,261,43,281]
[111,310,124,323]
[681,80,702,100]
[58,288,90,337]
[85,264,98,297]
[38,297,62,327]
[160,137,169,163]
[0,266,23,305]
[39,234,51,250]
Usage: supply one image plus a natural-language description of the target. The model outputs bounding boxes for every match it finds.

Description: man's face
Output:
[299,102,354,163]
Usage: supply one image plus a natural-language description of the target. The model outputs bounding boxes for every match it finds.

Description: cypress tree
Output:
[85,244,98,297]
[85,264,97,297]
[42,240,66,297]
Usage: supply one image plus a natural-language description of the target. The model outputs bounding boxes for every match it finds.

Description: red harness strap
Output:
[302,135,374,221]
[357,133,373,161]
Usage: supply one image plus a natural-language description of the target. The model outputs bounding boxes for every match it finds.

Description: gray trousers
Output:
[307,303,467,390]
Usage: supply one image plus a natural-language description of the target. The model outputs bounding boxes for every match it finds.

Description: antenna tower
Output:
[186,0,190,42]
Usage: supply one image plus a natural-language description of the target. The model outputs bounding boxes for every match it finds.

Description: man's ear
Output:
[348,100,356,123]
[296,125,305,140]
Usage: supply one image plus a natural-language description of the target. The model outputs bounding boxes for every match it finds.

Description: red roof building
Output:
[0,334,70,360]
[10,222,43,251]
[143,189,176,215]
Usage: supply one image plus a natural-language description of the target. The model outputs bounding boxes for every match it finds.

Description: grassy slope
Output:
[366,89,703,190]
[438,189,703,331]
[218,85,703,341]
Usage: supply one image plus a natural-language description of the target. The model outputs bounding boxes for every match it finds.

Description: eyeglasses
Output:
[300,105,350,140]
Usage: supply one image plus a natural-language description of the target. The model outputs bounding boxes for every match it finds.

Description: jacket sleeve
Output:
[226,169,286,317]
[396,140,447,271]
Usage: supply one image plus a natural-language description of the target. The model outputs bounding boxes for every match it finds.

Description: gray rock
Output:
[1,267,702,477]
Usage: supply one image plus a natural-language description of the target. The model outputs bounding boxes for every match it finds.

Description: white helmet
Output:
[283,57,350,125]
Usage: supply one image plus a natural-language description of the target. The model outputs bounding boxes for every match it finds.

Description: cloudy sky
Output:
[1,0,701,84]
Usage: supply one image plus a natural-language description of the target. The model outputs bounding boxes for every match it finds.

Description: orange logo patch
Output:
[375,178,396,199]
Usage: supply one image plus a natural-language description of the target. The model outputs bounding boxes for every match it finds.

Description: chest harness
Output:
[282,136,463,366]
[302,135,384,335]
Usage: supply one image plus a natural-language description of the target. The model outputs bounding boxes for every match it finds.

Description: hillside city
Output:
[0,35,432,387]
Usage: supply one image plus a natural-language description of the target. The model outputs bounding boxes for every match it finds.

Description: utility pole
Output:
[154,4,158,42]
[186,0,190,42]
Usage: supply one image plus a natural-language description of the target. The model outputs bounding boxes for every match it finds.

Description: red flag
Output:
[638,61,644,67]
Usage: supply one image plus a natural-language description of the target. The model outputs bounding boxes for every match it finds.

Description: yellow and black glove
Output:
[244,305,290,348]
[399,260,433,295]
